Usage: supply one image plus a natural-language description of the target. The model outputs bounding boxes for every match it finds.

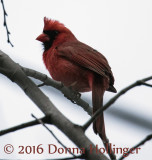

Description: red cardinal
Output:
[36,17,116,142]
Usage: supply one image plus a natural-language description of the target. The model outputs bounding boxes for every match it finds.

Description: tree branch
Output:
[0,119,43,136]
[82,76,152,131]
[118,134,152,160]
[0,50,108,160]
[138,81,152,88]
[1,0,13,47]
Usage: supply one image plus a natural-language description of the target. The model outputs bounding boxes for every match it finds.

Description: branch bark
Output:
[0,50,108,160]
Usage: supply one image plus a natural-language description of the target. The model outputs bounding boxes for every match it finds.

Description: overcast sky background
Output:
[0,0,152,159]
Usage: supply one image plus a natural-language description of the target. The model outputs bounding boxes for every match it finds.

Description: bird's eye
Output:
[54,30,59,34]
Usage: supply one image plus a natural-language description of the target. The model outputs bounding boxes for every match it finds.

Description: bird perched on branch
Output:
[36,17,116,142]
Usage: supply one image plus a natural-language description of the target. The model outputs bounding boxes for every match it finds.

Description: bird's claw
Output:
[63,87,81,104]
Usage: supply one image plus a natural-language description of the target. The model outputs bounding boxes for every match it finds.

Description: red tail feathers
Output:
[92,75,108,142]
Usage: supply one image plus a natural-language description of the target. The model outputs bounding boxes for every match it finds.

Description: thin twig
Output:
[139,81,152,88]
[32,114,77,157]
[118,134,152,160]
[37,82,45,87]
[82,76,152,131]
[0,118,45,136]
[1,0,13,47]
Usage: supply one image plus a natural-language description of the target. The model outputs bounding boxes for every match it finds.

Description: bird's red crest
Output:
[43,17,65,31]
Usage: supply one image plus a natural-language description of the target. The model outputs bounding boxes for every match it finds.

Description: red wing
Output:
[57,41,115,86]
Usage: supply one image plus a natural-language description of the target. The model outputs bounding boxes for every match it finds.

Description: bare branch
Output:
[0,119,43,136]
[0,50,108,160]
[137,80,152,88]
[1,0,13,47]
[32,114,76,157]
[82,76,152,131]
[118,134,152,160]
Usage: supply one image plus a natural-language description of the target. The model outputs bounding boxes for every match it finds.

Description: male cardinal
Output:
[36,17,116,142]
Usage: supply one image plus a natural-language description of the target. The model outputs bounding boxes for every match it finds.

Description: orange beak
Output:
[36,33,50,42]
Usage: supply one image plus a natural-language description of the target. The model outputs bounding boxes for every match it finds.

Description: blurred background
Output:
[0,0,152,159]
